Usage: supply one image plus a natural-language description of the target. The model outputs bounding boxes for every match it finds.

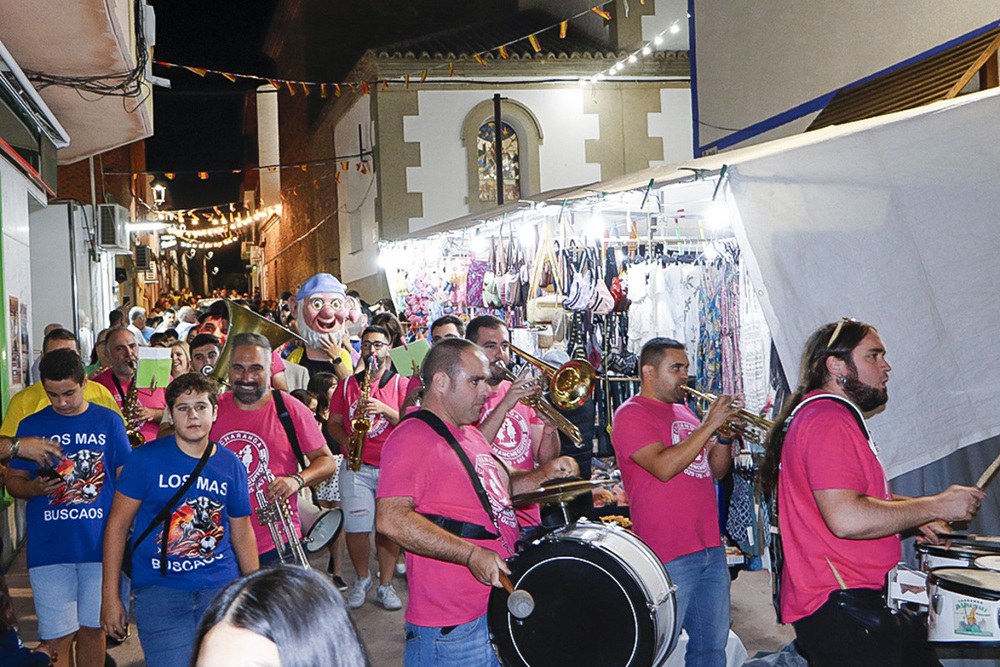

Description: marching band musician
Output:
[466,316,560,532]
[327,325,406,611]
[759,319,982,667]
[209,332,336,566]
[377,338,578,667]
[611,337,740,667]
[92,327,167,445]
[400,315,466,413]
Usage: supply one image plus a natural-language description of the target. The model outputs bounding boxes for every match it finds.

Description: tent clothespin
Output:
[640,178,655,209]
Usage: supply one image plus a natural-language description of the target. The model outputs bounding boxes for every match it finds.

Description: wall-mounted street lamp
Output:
[151,180,167,210]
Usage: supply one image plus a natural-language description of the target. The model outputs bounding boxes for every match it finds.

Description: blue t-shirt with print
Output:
[116,436,252,590]
[12,403,131,568]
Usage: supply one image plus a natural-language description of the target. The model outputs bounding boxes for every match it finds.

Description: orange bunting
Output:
[528,34,541,52]
[560,21,568,38]
[360,164,368,174]
[348,83,356,93]
[286,81,296,95]
[302,83,310,95]
[321,84,329,98]
[198,172,209,180]
[591,7,612,20]
[360,81,371,95]
[420,70,428,82]
[335,84,341,96]
[473,54,487,66]
[405,74,410,89]
[356,162,363,171]
[382,79,389,90]
[267,79,281,90]
[184,66,208,77]
[334,171,341,183]
[165,173,175,180]
[448,62,455,76]
[300,165,309,171]
[341,161,349,171]
[314,180,320,189]
[213,206,221,215]
[498,45,509,59]
[220,72,237,83]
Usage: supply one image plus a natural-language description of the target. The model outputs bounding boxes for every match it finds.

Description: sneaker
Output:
[332,575,348,591]
[377,583,402,610]
[395,562,407,575]
[347,576,372,609]
[327,557,336,575]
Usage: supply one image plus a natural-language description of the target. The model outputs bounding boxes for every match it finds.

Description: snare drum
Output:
[917,543,1000,571]
[928,568,1000,644]
[487,520,677,667]
[303,508,342,553]
[975,556,1000,572]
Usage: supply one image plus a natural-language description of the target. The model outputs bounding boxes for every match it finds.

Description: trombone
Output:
[508,344,597,410]
[681,386,775,446]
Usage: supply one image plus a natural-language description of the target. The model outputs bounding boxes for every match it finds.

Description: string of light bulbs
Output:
[579,18,685,85]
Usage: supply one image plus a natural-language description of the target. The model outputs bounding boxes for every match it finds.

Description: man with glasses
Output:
[759,319,983,666]
[328,325,406,610]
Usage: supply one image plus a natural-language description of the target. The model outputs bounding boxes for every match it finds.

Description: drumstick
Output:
[976,452,1000,490]
[500,573,535,619]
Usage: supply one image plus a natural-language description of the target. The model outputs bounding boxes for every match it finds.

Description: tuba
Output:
[254,471,310,568]
[122,361,145,448]
[347,357,374,472]
[201,300,303,384]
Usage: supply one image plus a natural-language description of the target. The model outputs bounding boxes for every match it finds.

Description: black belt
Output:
[420,513,498,541]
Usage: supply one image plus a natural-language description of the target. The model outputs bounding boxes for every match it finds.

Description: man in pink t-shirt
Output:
[467,316,559,529]
[400,315,466,413]
[94,327,167,445]
[209,332,337,567]
[377,338,577,667]
[611,337,740,667]
[758,320,982,667]
[328,325,406,611]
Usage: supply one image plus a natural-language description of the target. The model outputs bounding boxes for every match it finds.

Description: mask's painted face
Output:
[301,293,348,335]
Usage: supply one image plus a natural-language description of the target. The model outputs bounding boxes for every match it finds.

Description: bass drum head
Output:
[304,509,342,553]
[488,529,672,667]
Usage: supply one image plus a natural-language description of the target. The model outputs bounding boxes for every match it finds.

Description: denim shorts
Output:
[134,585,225,667]
[28,562,103,640]
[340,462,380,533]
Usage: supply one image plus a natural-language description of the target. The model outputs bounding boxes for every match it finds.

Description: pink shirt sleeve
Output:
[611,402,663,460]
[800,412,872,493]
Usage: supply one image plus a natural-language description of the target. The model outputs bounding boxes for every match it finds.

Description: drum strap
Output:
[272,390,320,506]
[419,513,498,540]
[404,410,509,551]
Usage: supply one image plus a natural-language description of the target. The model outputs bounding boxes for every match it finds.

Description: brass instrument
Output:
[495,360,584,447]
[202,300,304,384]
[681,386,775,445]
[508,343,596,410]
[347,356,374,472]
[122,362,145,448]
[254,472,310,567]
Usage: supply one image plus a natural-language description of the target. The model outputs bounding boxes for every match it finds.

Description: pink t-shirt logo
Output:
[672,420,710,479]
[475,453,518,529]
[481,406,531,465]
[348,400,390,439]
[219,430,271,491]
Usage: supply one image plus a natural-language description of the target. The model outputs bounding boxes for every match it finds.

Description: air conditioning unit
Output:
[135,244,152,270]
[141,265,158,284]
[97,204,131,252]
[249,245,262,263]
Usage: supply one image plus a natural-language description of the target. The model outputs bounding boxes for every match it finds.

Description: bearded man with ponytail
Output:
[759,319,983,667]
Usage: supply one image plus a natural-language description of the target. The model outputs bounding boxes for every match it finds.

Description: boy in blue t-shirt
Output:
[100,373,258,667]
[7,348,131,667]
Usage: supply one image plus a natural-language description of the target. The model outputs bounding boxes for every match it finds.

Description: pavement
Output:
[7,539,794,666]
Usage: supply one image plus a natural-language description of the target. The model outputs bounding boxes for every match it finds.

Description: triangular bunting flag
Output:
[382,79,389,90]
[498,45,509,59]
[334,171,341,183]
[560,21,568,38]
[528,34,541,52]
[335,84,341,96]
[420,70,428,82]
[348,83,356,93]
[404,74,410,89]
[184,66,208,77]
[473,54,487,67]
[220,72,238,83]
[321,84,329,98]
[592,7,612,20]
[301,164,309,171]
[165,173,175,180]
[198,172,209,180]
[360,81,371,95]
[287,81,296,95]
[341,161,349,171]
[267,79,281,90]
[448,62,455,76]
[302,83,311,95]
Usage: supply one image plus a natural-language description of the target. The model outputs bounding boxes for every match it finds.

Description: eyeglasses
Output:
[826,317,859,348]
[361,341,388,350]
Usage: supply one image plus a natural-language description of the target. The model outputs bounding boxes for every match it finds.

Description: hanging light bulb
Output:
[654,35,664,45]
[628,54,638,63]
[642,46,652,56]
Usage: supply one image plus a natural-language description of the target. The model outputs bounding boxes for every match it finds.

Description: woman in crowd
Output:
[189,568,368,667]
[170,341,191,379]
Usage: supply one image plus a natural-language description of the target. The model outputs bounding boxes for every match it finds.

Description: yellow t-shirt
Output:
[287,345,353,372]
[0,380,124,437]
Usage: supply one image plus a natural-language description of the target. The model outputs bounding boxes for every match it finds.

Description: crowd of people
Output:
[0,272,986,667]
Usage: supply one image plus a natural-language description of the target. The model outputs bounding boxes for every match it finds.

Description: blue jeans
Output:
[404,614,500,667]
[134,585,224,667]
[664,546,730,667]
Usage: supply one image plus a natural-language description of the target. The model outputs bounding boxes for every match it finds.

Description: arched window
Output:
[477,121,520,203]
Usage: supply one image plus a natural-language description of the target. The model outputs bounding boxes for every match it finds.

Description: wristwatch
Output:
[8,437,20,460]
[331,356,342,365]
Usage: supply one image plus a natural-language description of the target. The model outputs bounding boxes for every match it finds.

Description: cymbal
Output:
[510,479,606,507]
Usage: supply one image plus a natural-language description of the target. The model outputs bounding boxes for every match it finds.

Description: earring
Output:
[836,376,847,386]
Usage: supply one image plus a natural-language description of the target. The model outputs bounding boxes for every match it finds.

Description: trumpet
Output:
[681,386,775,445]
[255,472,310,568]
[495,360,584,447]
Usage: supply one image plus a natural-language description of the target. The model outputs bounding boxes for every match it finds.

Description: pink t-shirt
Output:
[377,416,519,627]
[479,381,543,470]
[611,396,720,563]
[210,391,327,555]
[329,369,405,467]
[778,392,899,623]
[271,350,286,374]
[93,368,167,445]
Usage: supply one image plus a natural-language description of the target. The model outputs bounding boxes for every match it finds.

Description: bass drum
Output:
[488,520,677,667]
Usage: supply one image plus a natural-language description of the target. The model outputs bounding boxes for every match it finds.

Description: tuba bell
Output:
[201,300,304,384]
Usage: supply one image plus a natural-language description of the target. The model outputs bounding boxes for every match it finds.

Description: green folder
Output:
[136,347,172,389]
[388,338,431,377]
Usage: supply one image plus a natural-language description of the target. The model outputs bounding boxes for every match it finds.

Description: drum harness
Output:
[404,409,515,557]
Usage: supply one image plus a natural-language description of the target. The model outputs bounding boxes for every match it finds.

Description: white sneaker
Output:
[347,576,372,609]
[395,562,407,575]
[377,583,402,611]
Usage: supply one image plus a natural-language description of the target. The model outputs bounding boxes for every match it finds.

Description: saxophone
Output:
[347,357,374,472]
[122,362,145,448]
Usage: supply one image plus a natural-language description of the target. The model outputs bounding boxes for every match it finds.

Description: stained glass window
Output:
[477,121,520,203]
